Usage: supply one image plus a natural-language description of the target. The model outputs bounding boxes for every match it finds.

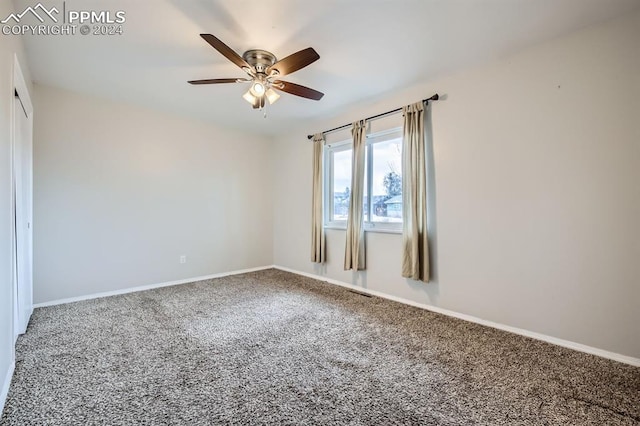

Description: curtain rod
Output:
[307,94,439,140]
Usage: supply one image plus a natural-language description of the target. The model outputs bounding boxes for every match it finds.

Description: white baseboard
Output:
[30,264,640,367]
[33,265,274,308]
[273,265,640,367]
[0,361,15,417]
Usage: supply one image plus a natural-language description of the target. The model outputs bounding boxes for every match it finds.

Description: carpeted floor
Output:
[1,269,638,425]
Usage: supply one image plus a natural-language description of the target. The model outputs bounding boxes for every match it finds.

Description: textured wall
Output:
[272,12,640,358]
[33,84,274,303]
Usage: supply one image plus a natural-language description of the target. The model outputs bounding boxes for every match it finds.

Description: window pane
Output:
[332,149,351,221]
[371,138,402,223]
[331,147,369,222]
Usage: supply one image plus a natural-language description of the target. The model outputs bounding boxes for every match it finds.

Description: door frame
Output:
[11,54,33,344]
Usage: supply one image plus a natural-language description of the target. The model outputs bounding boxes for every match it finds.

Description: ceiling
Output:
[14,0,640,136]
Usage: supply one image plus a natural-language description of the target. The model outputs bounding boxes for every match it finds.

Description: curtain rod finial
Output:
[307,135,313,140]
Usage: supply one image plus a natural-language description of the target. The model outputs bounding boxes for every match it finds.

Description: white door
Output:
[13,91,33,336]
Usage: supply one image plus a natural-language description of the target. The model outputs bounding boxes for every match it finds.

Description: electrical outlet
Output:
[179,255,187,264]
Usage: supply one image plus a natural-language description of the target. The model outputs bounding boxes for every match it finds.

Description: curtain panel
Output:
[311,133,326,263]
[401,102,430,281]
[344,121,367,270]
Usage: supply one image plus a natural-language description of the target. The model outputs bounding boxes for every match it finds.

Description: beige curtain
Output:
[311,133,325,263]
[344,120,367,270]
[401,101,430,281]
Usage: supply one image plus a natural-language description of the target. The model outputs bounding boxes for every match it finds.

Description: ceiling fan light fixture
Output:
[265,88,280,105]
[250,81,266,96]
[242,89,257,105]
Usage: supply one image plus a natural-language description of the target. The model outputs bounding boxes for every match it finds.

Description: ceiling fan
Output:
[188,34,324,109]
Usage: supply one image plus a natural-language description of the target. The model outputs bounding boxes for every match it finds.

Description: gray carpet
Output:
[1,269,638,425]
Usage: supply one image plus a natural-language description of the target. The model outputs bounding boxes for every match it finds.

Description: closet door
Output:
[13,89,33,336]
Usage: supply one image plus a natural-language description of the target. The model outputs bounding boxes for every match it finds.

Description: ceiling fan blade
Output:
[274,80,324,101]
[268,47,319,76]
[200,34,250,69]
[188,78,247,85]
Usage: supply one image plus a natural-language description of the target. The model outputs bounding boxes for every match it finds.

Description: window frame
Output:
[324,127,403,233]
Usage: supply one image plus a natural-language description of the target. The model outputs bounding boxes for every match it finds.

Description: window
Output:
[324,128,403,232]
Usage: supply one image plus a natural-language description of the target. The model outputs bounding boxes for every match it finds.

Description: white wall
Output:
[0,0,34,411]
[273,11,640,359]
[33,84,273,303]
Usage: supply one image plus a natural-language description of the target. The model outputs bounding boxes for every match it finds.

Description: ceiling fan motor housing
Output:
[243,49,277,74]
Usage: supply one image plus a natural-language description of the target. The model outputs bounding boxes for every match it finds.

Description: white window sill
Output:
[324,224,402,235]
